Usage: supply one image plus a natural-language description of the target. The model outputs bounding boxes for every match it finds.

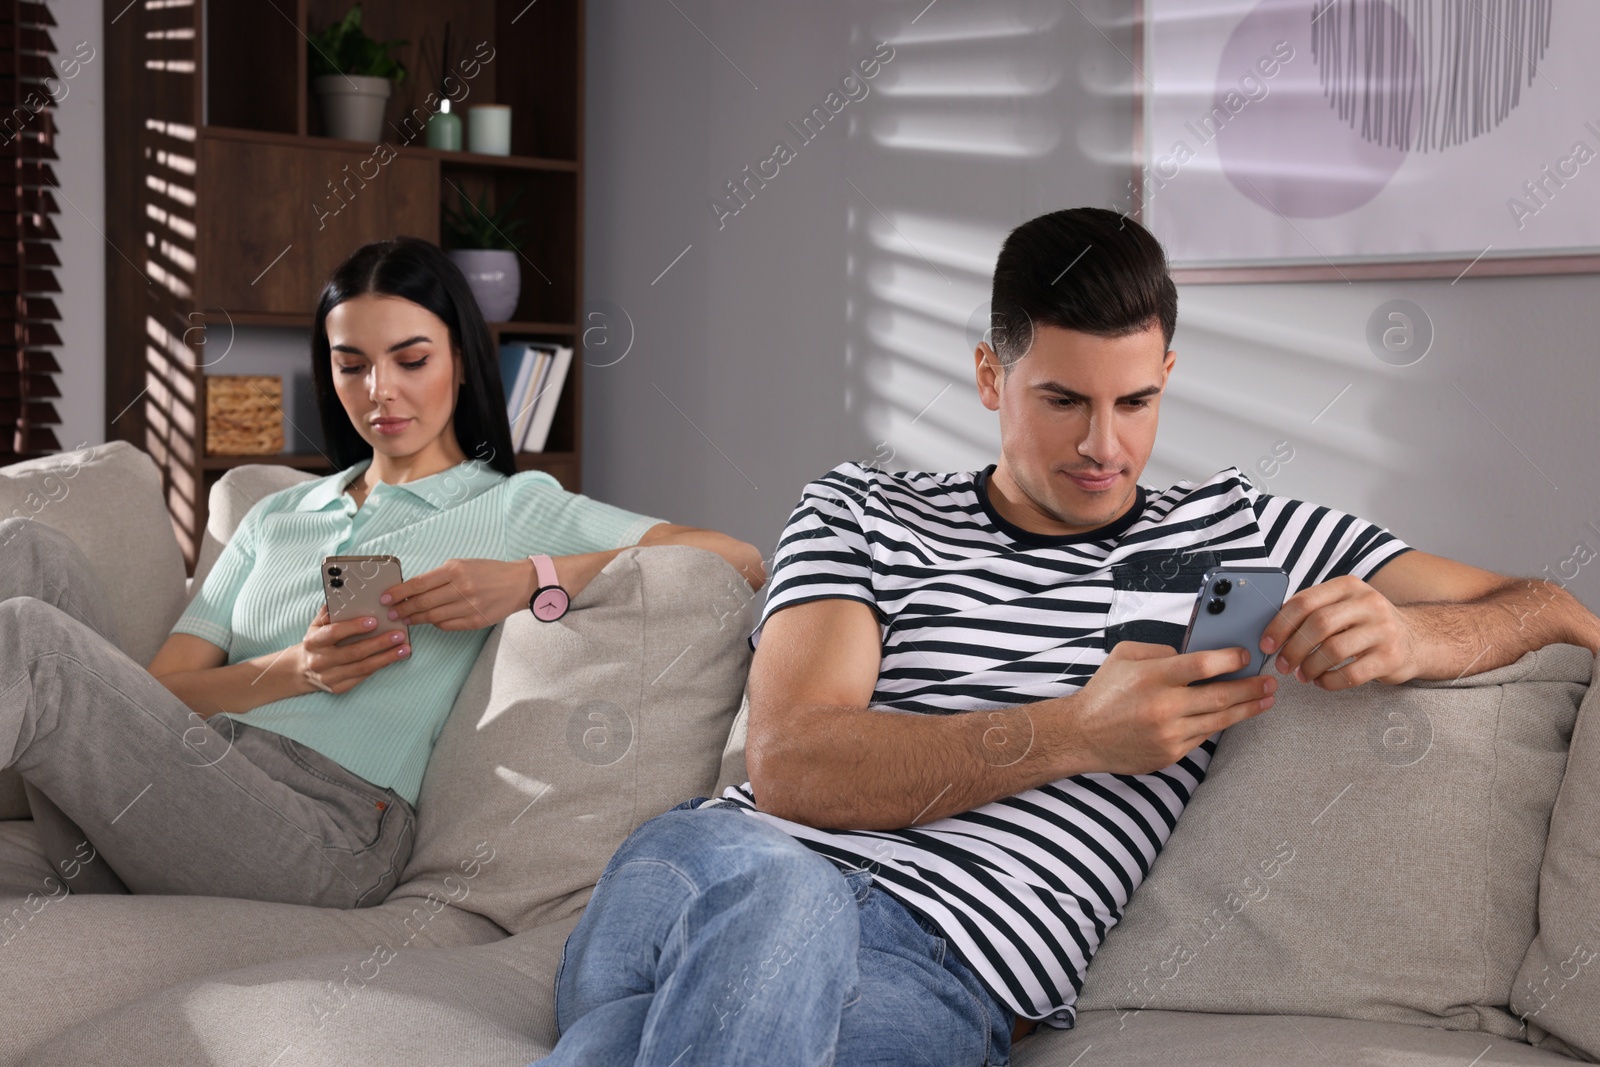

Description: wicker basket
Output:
[205,375,285,455]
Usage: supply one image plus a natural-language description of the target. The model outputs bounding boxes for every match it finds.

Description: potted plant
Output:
[308,4,408,143]
[443,184,528,322]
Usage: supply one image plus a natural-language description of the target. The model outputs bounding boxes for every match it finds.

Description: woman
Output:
[1,236,764,907]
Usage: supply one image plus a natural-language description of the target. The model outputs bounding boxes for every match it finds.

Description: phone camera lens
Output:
[329,577,344,588]
[1212,578,1232,596]
[328,566,343,578]
[1206,597,1226,615]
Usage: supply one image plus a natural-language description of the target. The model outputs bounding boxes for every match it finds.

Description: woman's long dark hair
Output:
[310,236,517,477]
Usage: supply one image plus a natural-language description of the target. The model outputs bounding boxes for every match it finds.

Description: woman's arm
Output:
[640,522,767,590]
[148,608,417,719]
[148,633,314,719]
[563,522,767,597]
[381,524,767,631]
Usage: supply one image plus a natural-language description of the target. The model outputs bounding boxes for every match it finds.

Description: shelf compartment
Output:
[442,167,577,326]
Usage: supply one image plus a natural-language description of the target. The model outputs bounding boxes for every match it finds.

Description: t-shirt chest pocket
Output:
[1103,550,1220,654]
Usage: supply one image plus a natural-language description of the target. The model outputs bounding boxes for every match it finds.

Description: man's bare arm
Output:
[1359,548,1600,674]
[1268,549,1600,688]
[746,598,1273,831]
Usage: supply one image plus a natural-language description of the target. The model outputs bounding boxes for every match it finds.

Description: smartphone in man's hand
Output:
[1179,565,1289,685]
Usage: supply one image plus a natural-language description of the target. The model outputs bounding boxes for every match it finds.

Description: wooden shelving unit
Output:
[103,0,587,571]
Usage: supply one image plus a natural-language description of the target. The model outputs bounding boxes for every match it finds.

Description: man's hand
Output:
[1067,640,1278,775]
[380,558,534,632]
[1259,574,1420,690]
[297,603,411,694]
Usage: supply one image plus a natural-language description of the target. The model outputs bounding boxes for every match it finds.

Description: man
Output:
[534,207,1600,1066]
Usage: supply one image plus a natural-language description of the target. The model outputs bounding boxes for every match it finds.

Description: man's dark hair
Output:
[987,207,1177,373]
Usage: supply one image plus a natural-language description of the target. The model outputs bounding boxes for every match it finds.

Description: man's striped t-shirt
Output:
[704,460,1414,1030]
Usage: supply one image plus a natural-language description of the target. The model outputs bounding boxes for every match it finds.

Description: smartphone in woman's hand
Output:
[323,555,409,650]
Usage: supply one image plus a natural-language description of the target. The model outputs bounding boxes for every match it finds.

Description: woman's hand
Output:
[296,604,412,695]
[379,558,536,632]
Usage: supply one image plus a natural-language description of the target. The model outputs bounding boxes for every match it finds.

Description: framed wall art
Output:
[1129,0,1600,282]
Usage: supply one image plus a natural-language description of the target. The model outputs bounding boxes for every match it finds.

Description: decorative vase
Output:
[449,249,521,322]
[313,74,392,142]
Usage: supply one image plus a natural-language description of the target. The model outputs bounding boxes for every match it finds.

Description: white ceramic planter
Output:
[449,249,521,322]
[313,74,392,143]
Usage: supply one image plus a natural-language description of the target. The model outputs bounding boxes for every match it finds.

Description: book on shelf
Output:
[498,343,533,423]
[499,341,545,449]
[521,344,572,452]
[499,342,531,441]
[514,346,553,448]
[498,341,573,454]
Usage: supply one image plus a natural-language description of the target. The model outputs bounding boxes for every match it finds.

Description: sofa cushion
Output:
[0,772,23,824]
[15,912,580,1067]
[0,442,189,820]
[0,817,504,1066]
[1009,1010,1583,1067]
[0,820,54,895]
[1512,650,1600,1061]
[388,543,755,935]
[1076,642,1593,1039]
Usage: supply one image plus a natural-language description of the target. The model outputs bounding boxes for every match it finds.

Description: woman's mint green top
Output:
[170,457,667,805]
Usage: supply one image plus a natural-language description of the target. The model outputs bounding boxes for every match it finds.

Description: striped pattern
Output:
[171,458,666,805]
[708,461,1412,1029]
[1311,0,1554,152]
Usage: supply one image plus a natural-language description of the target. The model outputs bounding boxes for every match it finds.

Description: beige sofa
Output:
[0,441,1596,1067]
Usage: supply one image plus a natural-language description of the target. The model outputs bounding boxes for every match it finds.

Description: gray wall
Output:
[581,0,1600,614]
[580,0,1126,546]
[46,0,1600,617]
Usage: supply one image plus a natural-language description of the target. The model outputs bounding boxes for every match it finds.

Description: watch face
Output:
[532,587,570,621]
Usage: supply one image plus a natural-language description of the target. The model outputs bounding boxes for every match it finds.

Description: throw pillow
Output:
[389,543,755,934]
[0,440,185,668]
[1076,641,1593,1040]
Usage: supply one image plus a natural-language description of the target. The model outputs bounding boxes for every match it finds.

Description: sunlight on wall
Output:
[841,5,1077,477]
[841,0,1430,527]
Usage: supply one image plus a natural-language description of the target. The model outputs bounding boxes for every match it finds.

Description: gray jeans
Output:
[0,516,416,907]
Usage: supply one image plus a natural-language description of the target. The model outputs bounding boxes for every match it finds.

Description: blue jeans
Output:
[535,796,1016,1066]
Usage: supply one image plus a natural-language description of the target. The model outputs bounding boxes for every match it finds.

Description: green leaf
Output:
[307,3,408,82]
[441,183,532,251]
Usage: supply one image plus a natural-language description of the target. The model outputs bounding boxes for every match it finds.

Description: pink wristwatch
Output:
[527,554,570,622]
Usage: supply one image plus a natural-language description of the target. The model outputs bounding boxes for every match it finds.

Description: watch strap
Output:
[529,553,561,591]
